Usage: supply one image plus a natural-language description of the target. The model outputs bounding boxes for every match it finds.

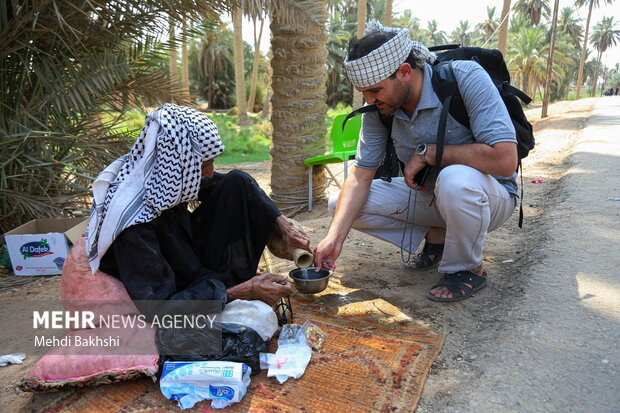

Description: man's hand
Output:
[403,152,427,190]
[312,235,341,271]
[227,273,292,306]
[275,215,311,257]
[312,166,375,272]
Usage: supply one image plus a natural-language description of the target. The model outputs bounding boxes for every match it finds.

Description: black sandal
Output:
[406,242,444,270]
[426,271,487,302]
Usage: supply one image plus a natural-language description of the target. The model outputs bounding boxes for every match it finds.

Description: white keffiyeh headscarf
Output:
[344,20,436,88]
[85,104,224,273]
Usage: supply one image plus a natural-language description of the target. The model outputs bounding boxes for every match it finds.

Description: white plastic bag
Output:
[0,353,26,367]
[160,361,251,410]
[221,300,278,341]
[267,323,312,384]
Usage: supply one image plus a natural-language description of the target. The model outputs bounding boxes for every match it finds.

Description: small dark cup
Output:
[289,267,332,294]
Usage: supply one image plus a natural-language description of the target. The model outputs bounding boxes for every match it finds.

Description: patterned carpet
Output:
[24,307,444,413]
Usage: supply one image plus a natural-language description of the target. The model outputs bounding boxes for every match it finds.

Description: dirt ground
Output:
[1,97,618,412]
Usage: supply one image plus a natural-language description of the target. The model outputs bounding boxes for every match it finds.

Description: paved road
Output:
[436,97,620,412]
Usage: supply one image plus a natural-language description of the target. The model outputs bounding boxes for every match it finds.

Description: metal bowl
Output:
[289,267,332,294]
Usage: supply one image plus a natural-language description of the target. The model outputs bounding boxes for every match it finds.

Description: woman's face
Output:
[201,158,215,178]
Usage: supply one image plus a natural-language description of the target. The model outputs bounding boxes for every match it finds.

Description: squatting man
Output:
[313,21,519,303]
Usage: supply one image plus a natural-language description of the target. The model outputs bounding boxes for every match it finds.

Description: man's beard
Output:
[377,104,397,116]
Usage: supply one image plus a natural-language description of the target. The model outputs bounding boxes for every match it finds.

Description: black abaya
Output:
[99,170,281,302]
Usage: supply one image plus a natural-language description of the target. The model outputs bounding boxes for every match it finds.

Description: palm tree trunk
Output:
[270,1,328,213]
[523,74,530,102]
[575,0,594,100]
[352,0,367,109]
[592,50,603,97]
[168,16,178,83]
[248,16,265,112]
[385,0,393,26]
[542,0,560,118]
[497,0,511,55]
[232,3,249,124]
[181,22,190,100]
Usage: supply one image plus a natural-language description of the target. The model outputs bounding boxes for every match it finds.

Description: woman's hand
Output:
[227,273,292,306]
[275,215,311,257]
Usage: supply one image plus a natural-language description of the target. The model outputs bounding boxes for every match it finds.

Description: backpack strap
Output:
[518,159,524,228]
[432,62,527,229]
[342,104,402,182]
[342,104,379,131]
[503,83,532,105]
[431,61,459,169]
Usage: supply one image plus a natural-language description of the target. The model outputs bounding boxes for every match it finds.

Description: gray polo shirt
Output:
[356,60,518,196]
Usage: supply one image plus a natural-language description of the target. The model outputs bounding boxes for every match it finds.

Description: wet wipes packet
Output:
[160,361,251,410]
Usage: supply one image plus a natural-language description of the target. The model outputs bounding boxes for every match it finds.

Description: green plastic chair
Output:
[304,114,362,211]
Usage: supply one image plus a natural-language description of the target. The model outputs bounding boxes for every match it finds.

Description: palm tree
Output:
[247,15,266,112]
[0,0,226,233]
[551,32,583,99]
[509,11,530,33]
[169,17,179,83]
[557,7,583,47]
[189,22,236,108]
[477,6,498,44]
[451,20,473,47]
[385,0,393,26]
[574,0,614,100]
[326,11,353,106]
[366,0,386,22]
[232,3,249,124]
[513,0,551,26]
[542,0,561,118]
[181,23,191,99]
[590,16,620,96]
[352,0,367,108]
[426,20,448,45]
[393,10,427,43]
[269,0,330,213]
[498,0,512,54]
[506,26,549,98]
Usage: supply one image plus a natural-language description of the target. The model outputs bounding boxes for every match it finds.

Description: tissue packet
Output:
[160,361,251,410]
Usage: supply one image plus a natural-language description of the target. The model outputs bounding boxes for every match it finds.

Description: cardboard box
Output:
[3,218,88,276]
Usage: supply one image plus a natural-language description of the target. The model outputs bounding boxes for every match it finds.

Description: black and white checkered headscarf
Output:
[85,104,224,273]
[344,20,436,88]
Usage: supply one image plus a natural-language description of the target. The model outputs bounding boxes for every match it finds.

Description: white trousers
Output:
[328,165,516,273]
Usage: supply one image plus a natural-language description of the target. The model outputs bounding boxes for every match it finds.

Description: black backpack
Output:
[430,45,534,165]
[343,44,534,226]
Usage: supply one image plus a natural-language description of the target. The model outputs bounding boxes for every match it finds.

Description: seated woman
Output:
[85,103,309,307]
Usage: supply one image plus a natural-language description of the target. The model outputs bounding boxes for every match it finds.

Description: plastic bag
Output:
[158,323,268,375]
[267,323,312,384]
[221,300,278,341]
[160,361,251,410]
[0,353,25,367]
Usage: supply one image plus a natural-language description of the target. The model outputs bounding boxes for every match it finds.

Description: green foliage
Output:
[189,21,236,109]
[208,114,272,164]
[187,106,354,165]
[0,0,226,233]
[322,1,600,109]
[245,82,266,112]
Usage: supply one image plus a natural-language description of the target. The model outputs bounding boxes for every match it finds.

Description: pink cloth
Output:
[61,237,140,327]
[21,237,159,392]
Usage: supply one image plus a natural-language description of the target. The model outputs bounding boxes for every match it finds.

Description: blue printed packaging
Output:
[160,361,251,410]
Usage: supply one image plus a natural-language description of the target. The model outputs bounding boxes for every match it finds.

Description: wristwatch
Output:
[416,143,428,163]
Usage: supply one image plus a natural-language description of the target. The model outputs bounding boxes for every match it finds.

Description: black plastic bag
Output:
[157,322,268,376]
